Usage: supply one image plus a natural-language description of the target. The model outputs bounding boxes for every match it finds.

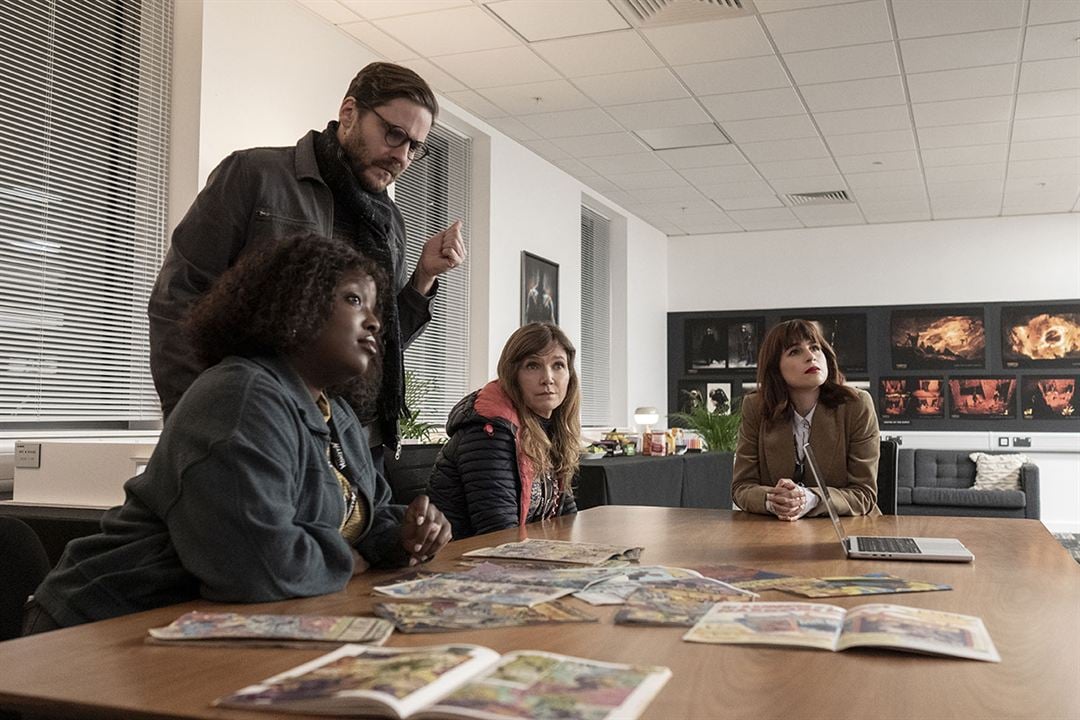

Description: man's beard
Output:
[330,354,384,423]
[342,134,401,192]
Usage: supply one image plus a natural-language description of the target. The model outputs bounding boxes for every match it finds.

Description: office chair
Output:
[877,439,899,515]
[0,517,51,641]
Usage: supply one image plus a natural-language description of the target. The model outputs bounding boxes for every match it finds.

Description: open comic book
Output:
[147,611,393,648]
[215,644,672,719]
[462,539,643,566]
[683,602,1000,662]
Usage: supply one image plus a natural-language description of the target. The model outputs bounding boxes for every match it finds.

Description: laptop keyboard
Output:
[857,536,922,554]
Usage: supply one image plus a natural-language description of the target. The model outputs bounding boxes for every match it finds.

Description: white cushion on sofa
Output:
[970,453,1028,491]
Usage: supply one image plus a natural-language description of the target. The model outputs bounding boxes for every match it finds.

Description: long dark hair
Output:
[496,323,582,494]
[185,234,388,368]
[755,319,857,424]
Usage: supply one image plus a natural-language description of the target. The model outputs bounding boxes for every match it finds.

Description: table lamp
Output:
[633,406,660,434]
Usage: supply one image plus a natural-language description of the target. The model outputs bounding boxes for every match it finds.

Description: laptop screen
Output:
[802,442,849,547]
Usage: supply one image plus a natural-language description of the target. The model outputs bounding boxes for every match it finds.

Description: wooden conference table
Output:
[0,507,1077,720]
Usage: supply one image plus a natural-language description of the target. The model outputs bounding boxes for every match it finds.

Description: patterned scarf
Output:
[313,121,405,448]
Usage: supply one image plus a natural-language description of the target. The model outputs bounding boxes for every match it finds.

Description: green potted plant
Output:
[386,371,444,505]
[668,397,742,453]
[400,370,439,443]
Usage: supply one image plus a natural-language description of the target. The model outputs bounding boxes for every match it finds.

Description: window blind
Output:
[580,206,611,426]
[0,0,172,423]
[394,122,471,427]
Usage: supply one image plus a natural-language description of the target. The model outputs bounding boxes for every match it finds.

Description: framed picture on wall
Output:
[685,318,727,372]
[705,382,733,415]
[1001,304,1080,368]
[675,380,707,414]
[948,377,1016,419]
[726,317,764,369]
[879,377,945,421]
[1021,376,1078,420]
[521,252,558,326]
[890,308,986,370]
[783,313,868,374]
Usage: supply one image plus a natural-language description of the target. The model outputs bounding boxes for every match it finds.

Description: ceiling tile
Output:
[700,87,806,121]
[754,157,842,179]
[852,184,929,203]
[1014,89,1080,118]
[631,187,710,204]
[642,16,773,65]
[1011,115,1080,142]
[801,76,907,112]
[552,132,648,158]
[296,0,362,23]
[518,107,623,137]
[921,144,1009,167]
[860,202,932,223]
[900,29,1022,74]
[485,115,539,140]
[755,0,861,12]
[926,179,1005,198]
[676,214,745,235]
[655,144,747,169]
[531,31,663,78]
[373,6,518,56]
[484,0,628,42]
[912,96,1014,127]
[917,122,1010,148]
[635,124,729,149]
[811,105,913,135]
[341,0,470,19]
[762,0,892,53]
[434,46,559,88]
[339,21,417,60]
[674,56,791,96]
[1005,173,1079,194]
[785,43,900,85]
[792,203,866,226]
[1028,0,1080,24]
[398,58,467,92]
[892,0,1024,39]
[584,152,668,174]
[607,99,711,130]
[728,207,803,230]
[835,151,920,173]
[681,165,764,185]
[740,137,830,163]
[552,156,595,176]
[825,129,916,156]
[480,80,594,114]
[521,139,569,160]
[720,114,819,143]
[445,89,508,119]
[845,169,925,188]
[608,169,688,190]
[716,195,786,210]
[925,162,1007,182]
[573,68,689,106]
[906,64,1018,103]
[1018,57,1080,94]
[931,199,1003,218]
[1022,20,1080,61]
[699,179,777,200]
[1009,137,1080,161]
[1008,156,1080,176]
[768,174,847,193]
[579,175,620,194]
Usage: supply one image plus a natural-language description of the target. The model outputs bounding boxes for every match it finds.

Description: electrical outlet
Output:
[14,442,41,469]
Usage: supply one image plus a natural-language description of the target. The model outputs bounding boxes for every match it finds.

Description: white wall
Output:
[667,213,1080,531]
[178,0,669,430]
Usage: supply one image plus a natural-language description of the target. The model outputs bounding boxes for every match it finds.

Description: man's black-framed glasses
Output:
[365,105,430,161]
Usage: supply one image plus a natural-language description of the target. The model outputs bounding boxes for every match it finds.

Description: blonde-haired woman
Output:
[427,323,581,538]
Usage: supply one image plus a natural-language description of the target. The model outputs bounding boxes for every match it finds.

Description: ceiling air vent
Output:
[782,190,852,207]
[614,0,755,27]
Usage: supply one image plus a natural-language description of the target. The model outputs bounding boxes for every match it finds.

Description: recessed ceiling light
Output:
[633,123,730,150]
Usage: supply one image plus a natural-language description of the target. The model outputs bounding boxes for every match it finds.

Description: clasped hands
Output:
[765,478,813,522]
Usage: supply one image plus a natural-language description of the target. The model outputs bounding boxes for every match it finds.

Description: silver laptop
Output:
[803,443,974,563]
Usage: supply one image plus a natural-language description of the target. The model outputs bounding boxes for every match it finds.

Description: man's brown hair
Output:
[345,62,438,118]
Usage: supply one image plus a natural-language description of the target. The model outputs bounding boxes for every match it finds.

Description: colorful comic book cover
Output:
[614,577,756,627]
[448,561,625,591]
[837,604,1001,662]
[682,602,846,651]
[462,539,643,566]
[374,599,597,634]
[573,566,705,605]
[775,573,951,598]
[689,564,800,591]
[373,576,575,607]
[147,611,393,646]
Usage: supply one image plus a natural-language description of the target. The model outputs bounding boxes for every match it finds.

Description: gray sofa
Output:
[896,449,1040,519]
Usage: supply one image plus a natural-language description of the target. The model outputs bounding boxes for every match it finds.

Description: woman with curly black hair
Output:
[24,234,451,633]
[427,323,581,539]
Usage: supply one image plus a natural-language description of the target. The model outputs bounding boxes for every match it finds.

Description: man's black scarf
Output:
[313,121,405,449]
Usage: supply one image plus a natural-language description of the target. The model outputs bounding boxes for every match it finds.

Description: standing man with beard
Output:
[149,62,465,470]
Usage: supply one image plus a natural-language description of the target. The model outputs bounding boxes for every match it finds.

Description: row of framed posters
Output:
[879,376,1077,422]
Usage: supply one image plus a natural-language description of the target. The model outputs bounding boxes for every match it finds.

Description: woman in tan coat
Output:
[733,319,879,520]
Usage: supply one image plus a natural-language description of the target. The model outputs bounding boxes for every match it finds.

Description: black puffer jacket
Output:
[426,381,576,539]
